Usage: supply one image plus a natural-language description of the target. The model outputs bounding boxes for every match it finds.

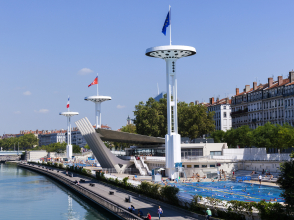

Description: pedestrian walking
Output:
[157,206,163,220]
[258,174,262,185]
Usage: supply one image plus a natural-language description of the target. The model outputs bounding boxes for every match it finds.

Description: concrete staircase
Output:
[133,158,148,176]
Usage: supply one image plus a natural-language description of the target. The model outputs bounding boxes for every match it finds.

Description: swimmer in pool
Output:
[268,192,271,195]
[247,193,250,195]
[224,185,226,188]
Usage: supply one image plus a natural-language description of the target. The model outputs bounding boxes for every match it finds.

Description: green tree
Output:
[253,122,283,149]
[210,130,226,143]
[133,97,167,137]
[73,145,81,153]
[277,155,294,211]
[178,102,215,139]
[133,96,215,139]
[84,144,90,150]
[121,124,136,134]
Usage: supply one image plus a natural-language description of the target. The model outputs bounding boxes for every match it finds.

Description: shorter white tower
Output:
[127,115,132,125]
[85,76,111,129]
[60,99,78,159]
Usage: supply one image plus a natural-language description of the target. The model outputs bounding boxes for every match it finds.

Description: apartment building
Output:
[38,131,66,146]
[206,97,232,131]
[231,71,294,129]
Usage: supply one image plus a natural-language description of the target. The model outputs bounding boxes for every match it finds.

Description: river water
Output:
[0,163,117,220]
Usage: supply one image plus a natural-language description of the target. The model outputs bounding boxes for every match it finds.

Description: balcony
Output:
[230,108,248,116]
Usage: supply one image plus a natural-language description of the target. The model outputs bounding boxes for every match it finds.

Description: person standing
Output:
[158,206,163,220]
[258,174,262,185]
[206,208,212,219]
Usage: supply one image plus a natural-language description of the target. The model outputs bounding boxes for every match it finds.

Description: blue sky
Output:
[1,1,294,135]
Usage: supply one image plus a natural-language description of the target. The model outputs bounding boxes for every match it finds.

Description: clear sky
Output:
[1,0,294,135]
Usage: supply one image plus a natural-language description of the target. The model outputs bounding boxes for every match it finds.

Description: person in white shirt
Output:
[258,175,262,185]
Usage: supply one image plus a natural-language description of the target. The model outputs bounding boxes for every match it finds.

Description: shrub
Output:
[160,185,179,205]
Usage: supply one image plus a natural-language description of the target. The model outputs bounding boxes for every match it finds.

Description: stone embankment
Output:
[18,163,214,220]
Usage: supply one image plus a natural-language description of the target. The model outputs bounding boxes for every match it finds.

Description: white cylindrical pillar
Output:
[95,102,99,129]
[67,117,70,145]
[98,103,102,128]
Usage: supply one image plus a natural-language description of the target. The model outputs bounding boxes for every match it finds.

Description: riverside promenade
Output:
[18,163,206,220]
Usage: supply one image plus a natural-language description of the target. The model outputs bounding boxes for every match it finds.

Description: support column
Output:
[95,102,99,129]
[66,116,72,159]
[98,103,102,128]
[165,59,181,179]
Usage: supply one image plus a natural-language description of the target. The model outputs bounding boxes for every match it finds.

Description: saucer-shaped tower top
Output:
[146,45,196,59]
[84,95,111,129]
[59,112,79,117]
[84,96,111,102]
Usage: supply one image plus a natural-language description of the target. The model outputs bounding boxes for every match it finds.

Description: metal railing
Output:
[181,155,211,161]
[19,163,141,220]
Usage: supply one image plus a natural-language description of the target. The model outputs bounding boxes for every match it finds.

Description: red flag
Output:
[88,77,98,87]
[67,96,70,108]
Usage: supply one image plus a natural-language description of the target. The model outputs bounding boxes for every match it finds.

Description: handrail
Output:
[18,163,141,220]
[140,158,151,175]
[133,158,145,175]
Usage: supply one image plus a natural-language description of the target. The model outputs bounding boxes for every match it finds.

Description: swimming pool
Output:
[171,181,285,203]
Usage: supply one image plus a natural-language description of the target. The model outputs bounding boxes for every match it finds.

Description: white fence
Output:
[213,153,290,161]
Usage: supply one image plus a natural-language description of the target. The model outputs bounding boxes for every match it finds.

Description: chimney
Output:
[245,85,250,92]
[236,88,239,95]
[209,97,215,105]
[278,76,283,85]
[226,98,229,104]
[268,77,273,87]
[216,97,220,102]
[253,82,257,90]
[195,100,199,105]
[289,71,294,83]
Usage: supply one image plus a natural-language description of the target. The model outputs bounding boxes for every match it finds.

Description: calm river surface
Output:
[0,163,117,220]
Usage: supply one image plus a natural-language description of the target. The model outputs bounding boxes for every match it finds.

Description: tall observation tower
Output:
[59,97,79,159]
[85,75,111,129]
[145,7,196,178]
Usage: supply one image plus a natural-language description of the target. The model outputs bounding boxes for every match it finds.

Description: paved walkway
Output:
[30,165,198,220]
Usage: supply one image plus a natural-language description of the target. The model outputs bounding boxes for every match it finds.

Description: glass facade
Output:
[181,148,203,158]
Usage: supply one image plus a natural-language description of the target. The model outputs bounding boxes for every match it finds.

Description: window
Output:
[210,151,222,156]
[224,106,226,109]
[194,165,199,168]
[202,165,207,168]
[224,112,227,118]
[210,164,215,167]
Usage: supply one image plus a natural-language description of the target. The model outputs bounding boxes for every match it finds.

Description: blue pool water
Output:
[171,181,285,202]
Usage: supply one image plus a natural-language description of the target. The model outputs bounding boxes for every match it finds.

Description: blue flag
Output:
[162,10,170,35]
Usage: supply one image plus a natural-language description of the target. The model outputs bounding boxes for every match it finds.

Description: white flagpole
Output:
[97,73,99,96]
[169,5,171,45]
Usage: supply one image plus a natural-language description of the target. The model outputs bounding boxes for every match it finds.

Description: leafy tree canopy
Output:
[0,133,38,151]
[133,96,215,139]
[210,122,294,150]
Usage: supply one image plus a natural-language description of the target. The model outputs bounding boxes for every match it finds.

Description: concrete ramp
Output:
[75,117,131,173]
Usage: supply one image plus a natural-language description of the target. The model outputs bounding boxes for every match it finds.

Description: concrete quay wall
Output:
[18,163,140,220]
